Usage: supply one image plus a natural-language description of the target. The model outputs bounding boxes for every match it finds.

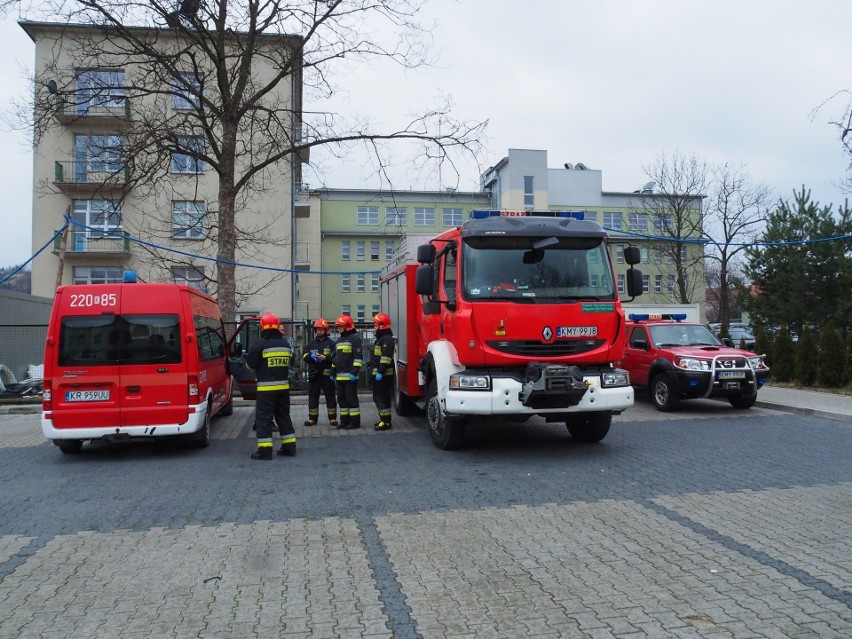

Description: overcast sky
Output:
[2,0,851,269]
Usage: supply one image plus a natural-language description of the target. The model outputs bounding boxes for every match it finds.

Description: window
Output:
[342,305,351,317]
[654,275,662,294]
[584,211,598,223]
[628,212,647,231]
[72,199,122,237]
[524,176,534,208]
[357,206,378,225]
[442,208,462,226]
[171,136,205,174]
[172,266,206,292]
[641,246,649,263]
[414,207,435,226]
[386,207,407,225]
[604,212,622,230]
[76,70,125,114]
[371,241,380,261]
[356,241,365,261]
[356,305,365,322]
[371,305,380,317]
[172,201,205,239]
[172,72,202,109]
[385,240,395,260]
[615,245,624,264]
[341,274,350,293]
[667,275,675,293]
[654,214,674,233]
[654,248,663,265]
[617,274,625,294]
[371,274,379,293]
[642,274,650,293]
[75,134,123,176]
[72,266,123,285]
[356,274,365,293]
[680,245,687,262]
[195,315,225,362]
[666,251,674,265]
[341,241,350,261]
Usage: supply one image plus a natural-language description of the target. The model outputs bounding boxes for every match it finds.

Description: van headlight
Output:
[449,373,491,390]
[601,370,629,387]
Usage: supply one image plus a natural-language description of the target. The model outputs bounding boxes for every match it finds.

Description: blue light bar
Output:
[470,210,585,220]
[123,271,137,283]
[628,313,688,322]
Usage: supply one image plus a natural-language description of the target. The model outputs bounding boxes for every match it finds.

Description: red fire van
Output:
[41,279,234,454]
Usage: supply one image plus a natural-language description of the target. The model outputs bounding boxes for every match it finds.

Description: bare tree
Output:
[701,163,771,326]
[18,0,486,320]
[635,152,707,304]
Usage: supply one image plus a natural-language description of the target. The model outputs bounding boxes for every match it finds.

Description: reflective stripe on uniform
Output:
[257,439,274,447]
[257,381,290,391]
[336,343,352,352]
[281,436,296,444]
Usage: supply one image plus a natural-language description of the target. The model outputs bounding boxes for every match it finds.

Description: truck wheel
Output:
[393,373,420,416]
[566,412,611,443]
[55,440,83,454]
[729,394,756,409]
[426,377,465,450]
[651,373,679,412]
[189,402,212,448]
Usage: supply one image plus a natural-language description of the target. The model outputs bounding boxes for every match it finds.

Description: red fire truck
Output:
[381,209,643,449]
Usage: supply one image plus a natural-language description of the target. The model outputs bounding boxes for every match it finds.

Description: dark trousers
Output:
[335,379,360,426]
[255,390,294,442]
[373,376,392,424]
[307,374,337,421]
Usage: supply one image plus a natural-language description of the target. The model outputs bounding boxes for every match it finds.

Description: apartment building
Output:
[21,21,305,321]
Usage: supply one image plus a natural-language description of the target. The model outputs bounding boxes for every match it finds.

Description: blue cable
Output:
[0,222,70,285]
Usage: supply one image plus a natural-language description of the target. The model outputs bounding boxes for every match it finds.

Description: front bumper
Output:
[667,368,768,399]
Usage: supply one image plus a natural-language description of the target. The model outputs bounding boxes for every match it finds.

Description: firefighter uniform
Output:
[245,313,296,460]
[302,318,337,426]
[370,313,395,431]
[331,314,362,430]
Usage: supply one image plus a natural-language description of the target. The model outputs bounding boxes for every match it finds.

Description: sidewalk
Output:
[2,386,851,422]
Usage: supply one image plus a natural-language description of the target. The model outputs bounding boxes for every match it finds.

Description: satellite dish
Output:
[641,181,656,193]
[574,162,588,170]
[563,163,573,170]
[46,80,58,95]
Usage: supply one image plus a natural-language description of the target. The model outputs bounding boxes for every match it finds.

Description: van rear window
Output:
[58,314,181,366]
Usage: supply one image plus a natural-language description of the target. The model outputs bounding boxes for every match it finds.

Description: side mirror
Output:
[417,244,436,264]
[626,268,643,298]
[624,246,641,265]
[632,338,649,350]
[415,264,434,295]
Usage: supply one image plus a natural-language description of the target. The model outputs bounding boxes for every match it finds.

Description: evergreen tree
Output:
[846,329,852,385]
[817,322,846,387]
[772,326,795,382]
[754,327,772,368]
[795,329,818,386]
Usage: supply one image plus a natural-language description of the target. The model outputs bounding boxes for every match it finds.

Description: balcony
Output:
[54,161,130,195]
[293,241,310,270]
[53,230,131,256]
[55,97,131,126]
[294,182,310,217]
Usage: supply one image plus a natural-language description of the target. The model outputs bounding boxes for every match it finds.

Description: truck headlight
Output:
[675,357,710,371]
[601,370,629,387]
[449,373,491,390]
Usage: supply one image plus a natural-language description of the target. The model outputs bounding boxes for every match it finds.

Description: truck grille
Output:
[485,339,604,357]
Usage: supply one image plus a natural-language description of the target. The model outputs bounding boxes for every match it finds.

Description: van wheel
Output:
[190,403,212,448]
[393,372,420,416]
[729,394,756,409]
[55,440,83,454]
[426,377,465,450]
[651,373,679,412]
[566,412,611,443]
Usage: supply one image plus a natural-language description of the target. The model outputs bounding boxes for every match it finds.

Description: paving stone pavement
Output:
[0,398,850,638]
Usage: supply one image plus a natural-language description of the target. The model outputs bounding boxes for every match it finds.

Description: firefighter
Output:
[245,312,296,460]
[302,318,338,427]
[370,312,395,431]
[331,314,362,430]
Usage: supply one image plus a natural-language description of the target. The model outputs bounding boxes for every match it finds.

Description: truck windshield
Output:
[461,236,616,302]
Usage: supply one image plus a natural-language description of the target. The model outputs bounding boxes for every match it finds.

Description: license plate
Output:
[717,371,746,380]
[557,326,598,338]
[66,390,110,402]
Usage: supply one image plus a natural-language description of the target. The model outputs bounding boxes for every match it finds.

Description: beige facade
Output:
[22,21,302,321]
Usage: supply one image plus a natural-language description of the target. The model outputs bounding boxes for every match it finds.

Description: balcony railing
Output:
[55,97,131,123]
[53,230,131,255]
[294,182,310,217]
[54,161,130,191]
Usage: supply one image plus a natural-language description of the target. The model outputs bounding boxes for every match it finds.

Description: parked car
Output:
[725,327,757,350]
[621,313,768,411]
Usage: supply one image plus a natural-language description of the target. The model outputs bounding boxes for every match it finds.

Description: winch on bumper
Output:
[519,363,591,408]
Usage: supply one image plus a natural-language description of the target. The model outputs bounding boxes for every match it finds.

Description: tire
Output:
[55,440,83,454]
[729,394,757,409]
[189,401,212,448]
[426,377,465,450]
[393,371,420,417]
[650,373,680,412]
[566,412,611,443]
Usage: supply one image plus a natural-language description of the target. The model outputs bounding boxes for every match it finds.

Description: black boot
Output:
[304,419,317,426]
[374,420,392,431]
[251,447,272,460]
[345,417,361,430]
[277,442,296,457]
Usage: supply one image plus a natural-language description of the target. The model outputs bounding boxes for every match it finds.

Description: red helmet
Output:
[313,318,329,330]
[260,312,280,331]
[335,314,355,331]
[373,312,391,330]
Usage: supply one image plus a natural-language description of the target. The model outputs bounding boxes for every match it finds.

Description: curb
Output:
[753,400,852,424]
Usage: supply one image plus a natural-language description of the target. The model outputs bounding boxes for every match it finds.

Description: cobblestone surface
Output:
[1,398,850,638]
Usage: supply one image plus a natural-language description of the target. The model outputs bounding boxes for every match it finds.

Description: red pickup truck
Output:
[620,314,768,411]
